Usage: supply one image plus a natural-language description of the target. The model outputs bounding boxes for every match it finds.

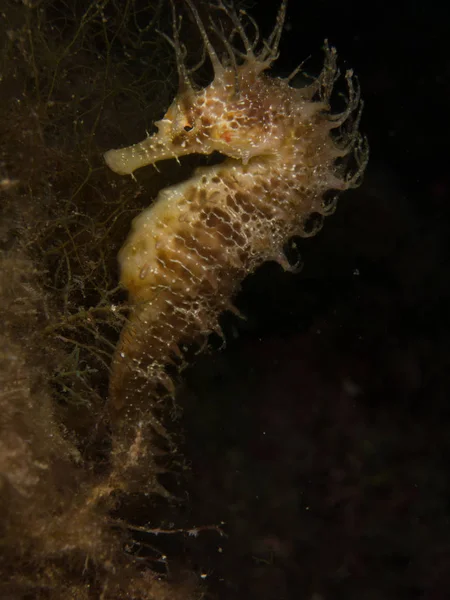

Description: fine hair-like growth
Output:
[104,0,368,476]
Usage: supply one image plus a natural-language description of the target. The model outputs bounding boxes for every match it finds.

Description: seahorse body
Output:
[105,1,368,444]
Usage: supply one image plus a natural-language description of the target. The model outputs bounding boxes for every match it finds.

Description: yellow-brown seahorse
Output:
[104,0,368,476]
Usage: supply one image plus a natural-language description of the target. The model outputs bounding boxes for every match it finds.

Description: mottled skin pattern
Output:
[104,0,368,453]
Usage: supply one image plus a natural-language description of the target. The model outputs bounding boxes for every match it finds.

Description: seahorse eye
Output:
[184,124,194,132]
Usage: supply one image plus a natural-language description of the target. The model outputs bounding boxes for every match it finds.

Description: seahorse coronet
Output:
[104,0,368,441]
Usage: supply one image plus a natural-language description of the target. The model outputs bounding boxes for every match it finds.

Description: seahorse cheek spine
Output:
[104,2,368,448]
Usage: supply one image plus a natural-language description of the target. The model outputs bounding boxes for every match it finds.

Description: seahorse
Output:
[104,0,368,471]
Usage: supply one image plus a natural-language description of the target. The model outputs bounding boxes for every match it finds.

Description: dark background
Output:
[154,2,450,599]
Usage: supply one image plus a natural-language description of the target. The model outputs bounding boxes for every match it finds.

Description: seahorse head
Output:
[104,1,294,175]
[153,66,288,162]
